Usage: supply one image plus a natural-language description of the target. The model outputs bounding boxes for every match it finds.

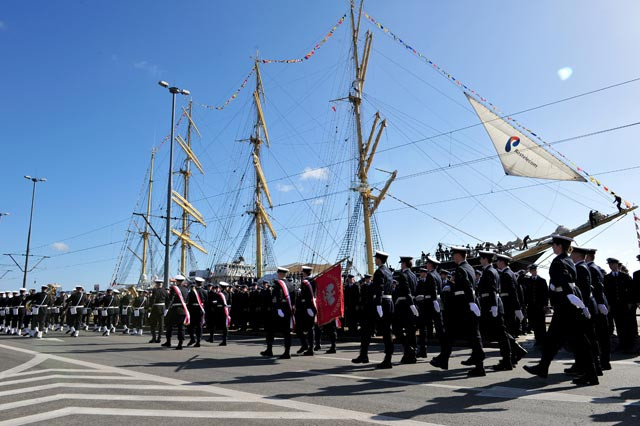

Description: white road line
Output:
[0,383,202,398]
[0,374,147,387]
[0,394,243,411]
[39,338,63,342]
[1,368,101,378]
[0,408,348,426]
[0,354,46,379]
[0,343,438,425]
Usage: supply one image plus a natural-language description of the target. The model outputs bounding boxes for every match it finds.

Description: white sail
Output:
[466,94,585,182]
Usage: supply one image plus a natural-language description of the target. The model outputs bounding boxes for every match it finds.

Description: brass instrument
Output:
[128,286,139,299]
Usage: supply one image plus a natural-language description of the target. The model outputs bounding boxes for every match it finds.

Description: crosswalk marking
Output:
[0,343,435,425]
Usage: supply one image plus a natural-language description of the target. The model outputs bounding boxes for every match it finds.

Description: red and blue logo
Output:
[505,136,520,152]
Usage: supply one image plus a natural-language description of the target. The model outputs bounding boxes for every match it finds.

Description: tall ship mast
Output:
[173,100,208,276]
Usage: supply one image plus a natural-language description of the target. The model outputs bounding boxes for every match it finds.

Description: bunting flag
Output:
[200,67,255,111]
[634,213,640,251]
[260,14,346,64]
[363,11,636,210]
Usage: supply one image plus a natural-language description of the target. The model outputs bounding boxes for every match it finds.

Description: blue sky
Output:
[2,0,640,290]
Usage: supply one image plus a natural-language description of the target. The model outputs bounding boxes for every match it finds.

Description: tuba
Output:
[128,286,139,299]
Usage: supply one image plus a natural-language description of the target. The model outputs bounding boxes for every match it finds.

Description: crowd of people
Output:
[1,235,639,387]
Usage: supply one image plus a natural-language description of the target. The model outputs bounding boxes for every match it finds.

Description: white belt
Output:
[480,293,490,298]
[415,295,425,301]
[73,306,85,308]
[554,287,564,293]
[568,282,576,290]
[454,291,465,296]
[424,295,432,300]
[382,295,393,299]
[36,304,48,307]
[499,293,509,297]
[396,297,407,301]
[153,303,165,306]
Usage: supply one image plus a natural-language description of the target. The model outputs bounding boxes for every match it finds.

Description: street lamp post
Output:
[158,81,190,289]
[23,176,46,288]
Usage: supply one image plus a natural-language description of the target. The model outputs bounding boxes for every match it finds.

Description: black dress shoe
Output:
[325,347,336,354]
[416,350,427,358]
[351,355,369,364]
[303,350,315,356]
[601,362,612,371]
[429,357,448,370]
[186,339,195,346]
[279,353,291,359]
[400,356,417,364]
[572,374,599,386]
[375,361,392,369]
[564,365,582,376]
[205,337,214,343]
[175,345,183,350]
[460,357,475,366]
[467,366,486,377]
[523,364,548,378]
[148,338,156,343]
[219,341,227,346]
[492,362,513,371]
[194,342,200,348]
[313,345,321,351]
[296,347,308,354]
[161,341,171,347]
[260,349,273,357]
[155,338,161,343]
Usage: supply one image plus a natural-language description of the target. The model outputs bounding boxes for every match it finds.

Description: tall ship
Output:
[112,0,636,284]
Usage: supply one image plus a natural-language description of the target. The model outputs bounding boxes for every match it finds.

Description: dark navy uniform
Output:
[186,285,207,346]
[294,277,317,354]
[478,263,512,369]
[525,268,548,345]
[163,284,189,349]
[588,259,610,368]
[393,267,418,363]
[373,263,394,365]
[432,250,484,373]
[148,285,167,343]
[415,267,444,358]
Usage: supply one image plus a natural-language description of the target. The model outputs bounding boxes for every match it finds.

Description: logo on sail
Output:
[505,136,520,153]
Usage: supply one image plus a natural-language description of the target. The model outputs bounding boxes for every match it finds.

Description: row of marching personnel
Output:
[2,236,639,387]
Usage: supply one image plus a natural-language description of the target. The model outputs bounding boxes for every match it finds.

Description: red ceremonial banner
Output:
[315,263,344,326]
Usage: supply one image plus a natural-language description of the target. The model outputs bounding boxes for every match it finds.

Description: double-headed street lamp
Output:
[23,176,46,288]
[158,81,190,289]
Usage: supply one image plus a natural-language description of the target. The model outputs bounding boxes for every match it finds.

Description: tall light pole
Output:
[23,176,46,288]
[158,81,190,288]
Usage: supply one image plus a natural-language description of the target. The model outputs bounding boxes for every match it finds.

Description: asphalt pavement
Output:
[0,329,638,425]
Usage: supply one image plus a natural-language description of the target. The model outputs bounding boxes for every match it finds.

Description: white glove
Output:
[306,308,314,317]
[515,310,524,321]
[442,285,451,292]
[410,305,419,317]
[163,309,168,316]
[376,305,383,318]
[549,283,556,292]
[490,306,498,318]
[567,294,586,309]
[597,304,608,316]
[469,302,481,317]
[433,300,441,313]
[582,307,591,319]
[277,309,284,318]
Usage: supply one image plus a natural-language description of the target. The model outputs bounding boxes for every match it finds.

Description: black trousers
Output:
[541,310,596,377]
[165,313,186,342]
[440,309,485,367]
[376,300,394,356]
[529,305,547,344]
[187,307,203,341]
[594,313,610,364]
[266,316,291,351]
[148,305,164,335]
